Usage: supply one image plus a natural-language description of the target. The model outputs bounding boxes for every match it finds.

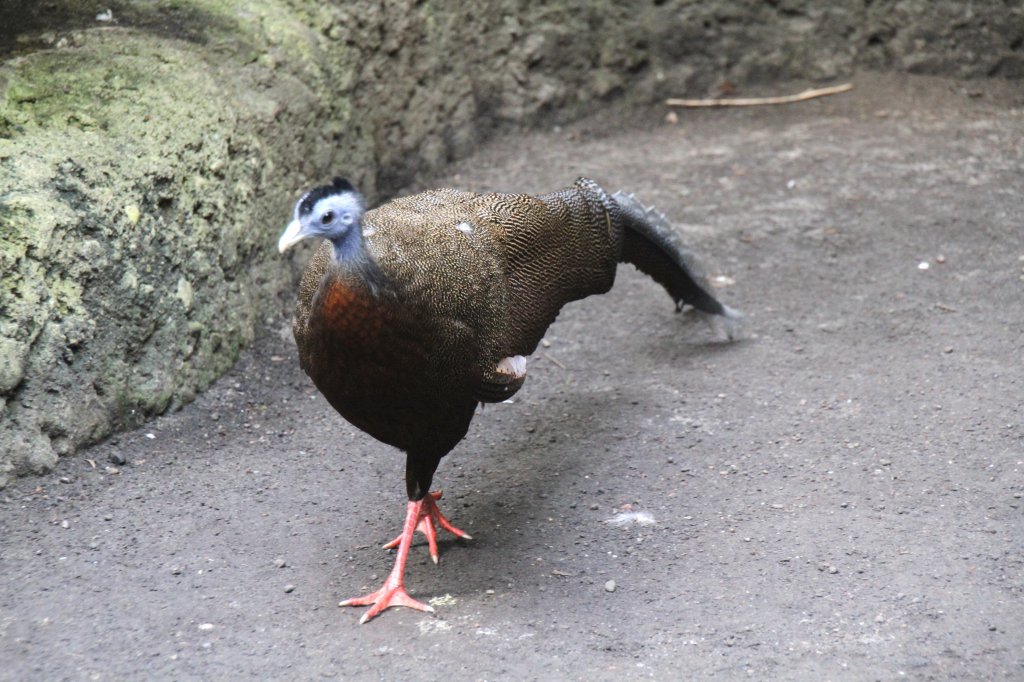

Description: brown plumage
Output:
[278,176,738,623]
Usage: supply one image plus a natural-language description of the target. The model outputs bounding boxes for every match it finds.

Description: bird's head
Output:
[278,177,366,260]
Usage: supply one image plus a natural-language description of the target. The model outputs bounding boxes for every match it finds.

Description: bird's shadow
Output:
[423,327,740,598]
[425,389,630,590]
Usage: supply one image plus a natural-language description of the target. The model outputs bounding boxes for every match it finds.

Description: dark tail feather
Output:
[613,190,741,337]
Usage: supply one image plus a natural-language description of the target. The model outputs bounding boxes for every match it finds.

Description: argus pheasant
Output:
[278,177,739,623]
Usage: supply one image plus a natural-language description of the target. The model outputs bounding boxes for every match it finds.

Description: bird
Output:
[278,176,739,623]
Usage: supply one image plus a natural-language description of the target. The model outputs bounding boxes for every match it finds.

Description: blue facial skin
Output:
[279,186,366,262]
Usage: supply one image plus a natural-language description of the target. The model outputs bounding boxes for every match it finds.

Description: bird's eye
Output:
[321,211,335,225]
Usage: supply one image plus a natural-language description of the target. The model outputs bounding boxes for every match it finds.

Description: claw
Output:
[340,583,434,625]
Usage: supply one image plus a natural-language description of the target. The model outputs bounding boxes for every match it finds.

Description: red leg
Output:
[381,491,472,564]
[340,492,471,623]
[339,499,433,624]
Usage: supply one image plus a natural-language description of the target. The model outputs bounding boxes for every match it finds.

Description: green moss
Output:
[45,277,83,317]
[0,337,27,392]
[3,41,203,136]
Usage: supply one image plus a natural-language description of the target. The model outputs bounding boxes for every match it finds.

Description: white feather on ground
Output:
[604,511,657,527]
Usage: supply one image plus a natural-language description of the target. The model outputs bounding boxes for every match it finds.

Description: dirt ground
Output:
[2,72,1022,680]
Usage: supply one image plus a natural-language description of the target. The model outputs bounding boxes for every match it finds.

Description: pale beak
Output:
[278,219,305,253]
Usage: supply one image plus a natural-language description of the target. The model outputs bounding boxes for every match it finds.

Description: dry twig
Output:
[666,83,853,108]
[541,351,567,370]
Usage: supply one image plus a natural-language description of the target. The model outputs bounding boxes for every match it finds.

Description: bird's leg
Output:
[339,498,435,624]
[381,490,472,564]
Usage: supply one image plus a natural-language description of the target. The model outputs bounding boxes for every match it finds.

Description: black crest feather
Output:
[298,177,359,217]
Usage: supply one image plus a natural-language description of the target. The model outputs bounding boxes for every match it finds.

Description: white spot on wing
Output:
[496,355,527,378]
[455,221,473,234]
[362,227,376,237]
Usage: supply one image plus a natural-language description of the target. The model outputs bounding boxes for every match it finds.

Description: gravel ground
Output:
[2,72,1023,680]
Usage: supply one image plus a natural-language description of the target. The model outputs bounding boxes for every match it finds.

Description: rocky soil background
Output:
[2,0,1021,486]
[1,71,1022,679]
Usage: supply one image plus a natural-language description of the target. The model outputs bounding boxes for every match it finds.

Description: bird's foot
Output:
[382,490,472,564]
[341,495,470,623]
[339,579,434,625]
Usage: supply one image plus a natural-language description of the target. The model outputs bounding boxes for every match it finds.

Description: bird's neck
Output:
[328,231,386,298]
[329,224,364,263]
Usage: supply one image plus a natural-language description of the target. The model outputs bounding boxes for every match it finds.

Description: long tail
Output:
[612,190,742,337]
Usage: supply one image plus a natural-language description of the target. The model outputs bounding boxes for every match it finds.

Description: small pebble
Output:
[589,503,599,511]
[109,453,127,466]
[829,565,839,574]
[59,476,72,484]
[485,589,495,595]
[60,520,70,529]
[274,557,287,568]
[284,584,295,593]
[197,623,214,631]
[123,204,140,225]
[604,580,616,593]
